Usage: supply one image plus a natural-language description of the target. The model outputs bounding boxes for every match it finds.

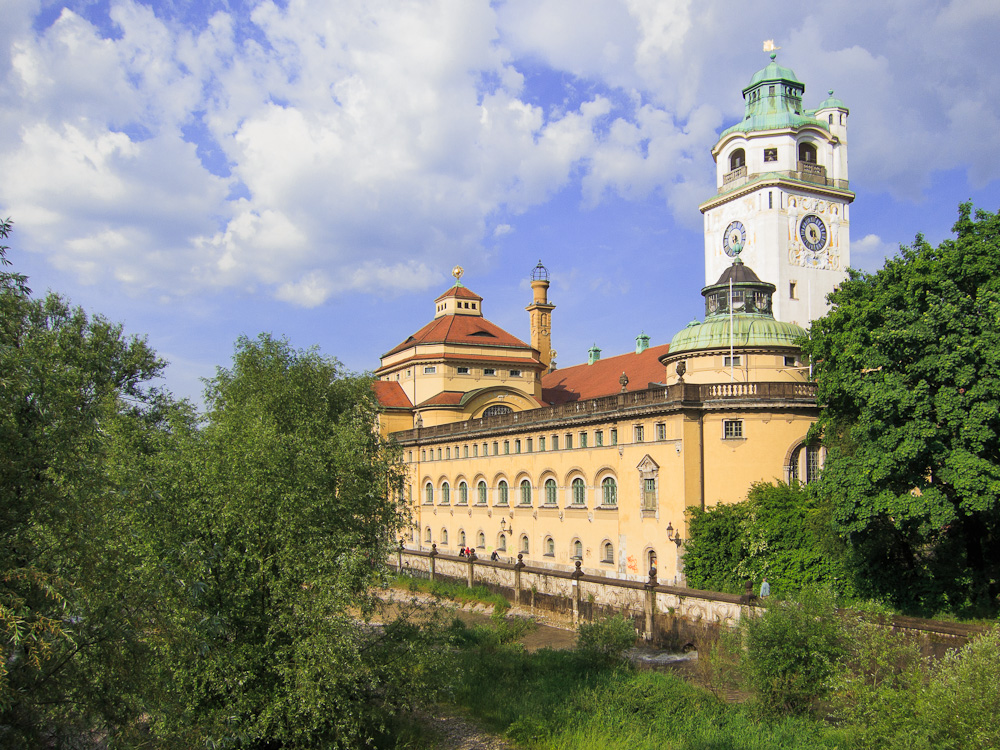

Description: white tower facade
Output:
[700,54,853,327]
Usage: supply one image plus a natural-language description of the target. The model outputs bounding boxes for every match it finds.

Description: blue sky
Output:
[3,0,1000,404]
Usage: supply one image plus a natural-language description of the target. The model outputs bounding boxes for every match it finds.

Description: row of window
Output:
[728,142,820,172]
[422,528,622,565]
[421,365,522,377]
[412,422,680,462]
[424,477,620,508]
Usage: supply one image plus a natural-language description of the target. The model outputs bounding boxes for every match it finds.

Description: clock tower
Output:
[700,53,853,327]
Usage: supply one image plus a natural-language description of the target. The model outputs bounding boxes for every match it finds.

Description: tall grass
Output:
[393,573,510,614]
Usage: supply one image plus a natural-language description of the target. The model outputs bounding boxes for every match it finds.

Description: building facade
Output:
[375,56,842,584]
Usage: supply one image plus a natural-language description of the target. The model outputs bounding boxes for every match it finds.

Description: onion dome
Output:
[721,53,827,138]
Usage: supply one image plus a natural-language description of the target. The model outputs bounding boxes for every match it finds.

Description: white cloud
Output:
[1,0,999,309]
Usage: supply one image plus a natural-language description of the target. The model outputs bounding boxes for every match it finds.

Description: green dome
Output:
[816,89,848,112]
[745,57,803,90]
[668,314,806,354]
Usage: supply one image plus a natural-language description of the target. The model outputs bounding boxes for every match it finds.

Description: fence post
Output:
[514,553,525,606]
[571,560,583,626]
[467,549,476,588]
[644,566,657,642]
[429,544,437,582]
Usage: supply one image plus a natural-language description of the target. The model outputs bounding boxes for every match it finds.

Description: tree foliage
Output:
[1,219,169,744]
[684,482,848,597]
[802,203,1000,615]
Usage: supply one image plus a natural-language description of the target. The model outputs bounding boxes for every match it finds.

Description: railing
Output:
[390,382,818,443]
[716,166,848,194]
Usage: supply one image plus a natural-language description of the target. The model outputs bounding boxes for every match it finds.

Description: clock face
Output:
[723,220,746,257]
[799,214,828,252]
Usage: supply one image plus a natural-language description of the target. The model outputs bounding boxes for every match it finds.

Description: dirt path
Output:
[414,706,515,750]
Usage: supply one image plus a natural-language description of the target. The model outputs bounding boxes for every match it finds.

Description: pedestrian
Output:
[490,550,499,561]
[459,547,466,557]
[759,577,770,598]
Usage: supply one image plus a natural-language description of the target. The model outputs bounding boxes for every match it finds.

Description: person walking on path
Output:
[759,578,770,598]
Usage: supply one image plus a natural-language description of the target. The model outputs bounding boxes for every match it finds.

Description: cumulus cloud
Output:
[1,0,998,309]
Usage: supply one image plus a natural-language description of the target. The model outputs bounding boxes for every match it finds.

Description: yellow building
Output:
[374,56,839,584]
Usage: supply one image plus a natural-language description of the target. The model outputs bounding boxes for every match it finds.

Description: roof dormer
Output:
[434,266,484,319]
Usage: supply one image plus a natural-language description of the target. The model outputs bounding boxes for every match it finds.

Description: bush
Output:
[576,614,636,664]
[740,588,845,715]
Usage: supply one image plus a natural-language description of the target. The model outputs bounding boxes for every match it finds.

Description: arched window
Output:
[798,142,817,163]
[425,483,433,504]
[544,478,557,505]
[459,529,466,547]
[458,481,468,505]
[647,549,657,572]
[441,482,450,505]
[442,528,449,545]
[545,537,555,557]
[477,480,487,504]
[519,479,532,506]
[483,404,513,418]
[601,477,618,507]
[425,527,432,543]
[477,531,485,548]
[602,541,614,563]
[497,480,509,506]
[498,533,507,551]
[520,534,529,553]
[729,148,746,171]
[571,478,586,506]
[789,444,823,484]
[572,539,583,559]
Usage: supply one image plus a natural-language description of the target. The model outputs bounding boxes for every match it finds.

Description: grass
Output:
[443,620,850,750]
[392,573,510,614]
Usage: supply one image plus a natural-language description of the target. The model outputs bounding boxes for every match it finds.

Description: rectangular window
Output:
[509,370,522,377]
[768,190,773,208]
[723,420,744,439]
[643,478,656,511]
[514,439,521,454]
[789,281,798,299]
[595,430,603,446]
[408,451,412,462]
[423,366,437,374]
[552,435,559,450]
[634,425,644,443]
[565,434,573,449]
[724,355,742,367]
[457,366,470,374]
[580,432,588,448]
[784,356,797,367]
[764,148,777,162]
[483,368,496,376]
[473,444,478,457]
[437,448,442,460]
[421,450,426,461]
[503,440,510,455]
[492,442,499,455]
[539,436,546,451]
[656,423,666,441]
[526,438,533,453]
[464,445,469,458]
[611,429,618,445]
[446,447,450,459]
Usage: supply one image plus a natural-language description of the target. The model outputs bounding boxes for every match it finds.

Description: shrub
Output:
[576,614,636,664]
[739,588,845,715]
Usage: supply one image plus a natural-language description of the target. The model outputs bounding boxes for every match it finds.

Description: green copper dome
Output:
[668,258,806,354]
[816,89,849,113]
[720,53,829,138]
[669,315,806,354]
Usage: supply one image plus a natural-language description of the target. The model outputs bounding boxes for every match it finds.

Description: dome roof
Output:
[668,315,806,354]
[744,57,803,90]
[816,89,849,112]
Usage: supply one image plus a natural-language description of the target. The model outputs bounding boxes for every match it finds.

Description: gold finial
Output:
[763,39,781,53]
[451,265,464,285]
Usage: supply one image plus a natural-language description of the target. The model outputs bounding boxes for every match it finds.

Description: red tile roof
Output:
[417,391,466,407]
[541,344,670,404]
[382,314,533,358]
[435,285,483,302]
[371,380,412,409]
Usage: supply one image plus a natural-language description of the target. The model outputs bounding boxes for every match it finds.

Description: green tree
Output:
[684,482,848,596]
[0,219,169,744]
[802,203,1000,615]
[142,334,410,748]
